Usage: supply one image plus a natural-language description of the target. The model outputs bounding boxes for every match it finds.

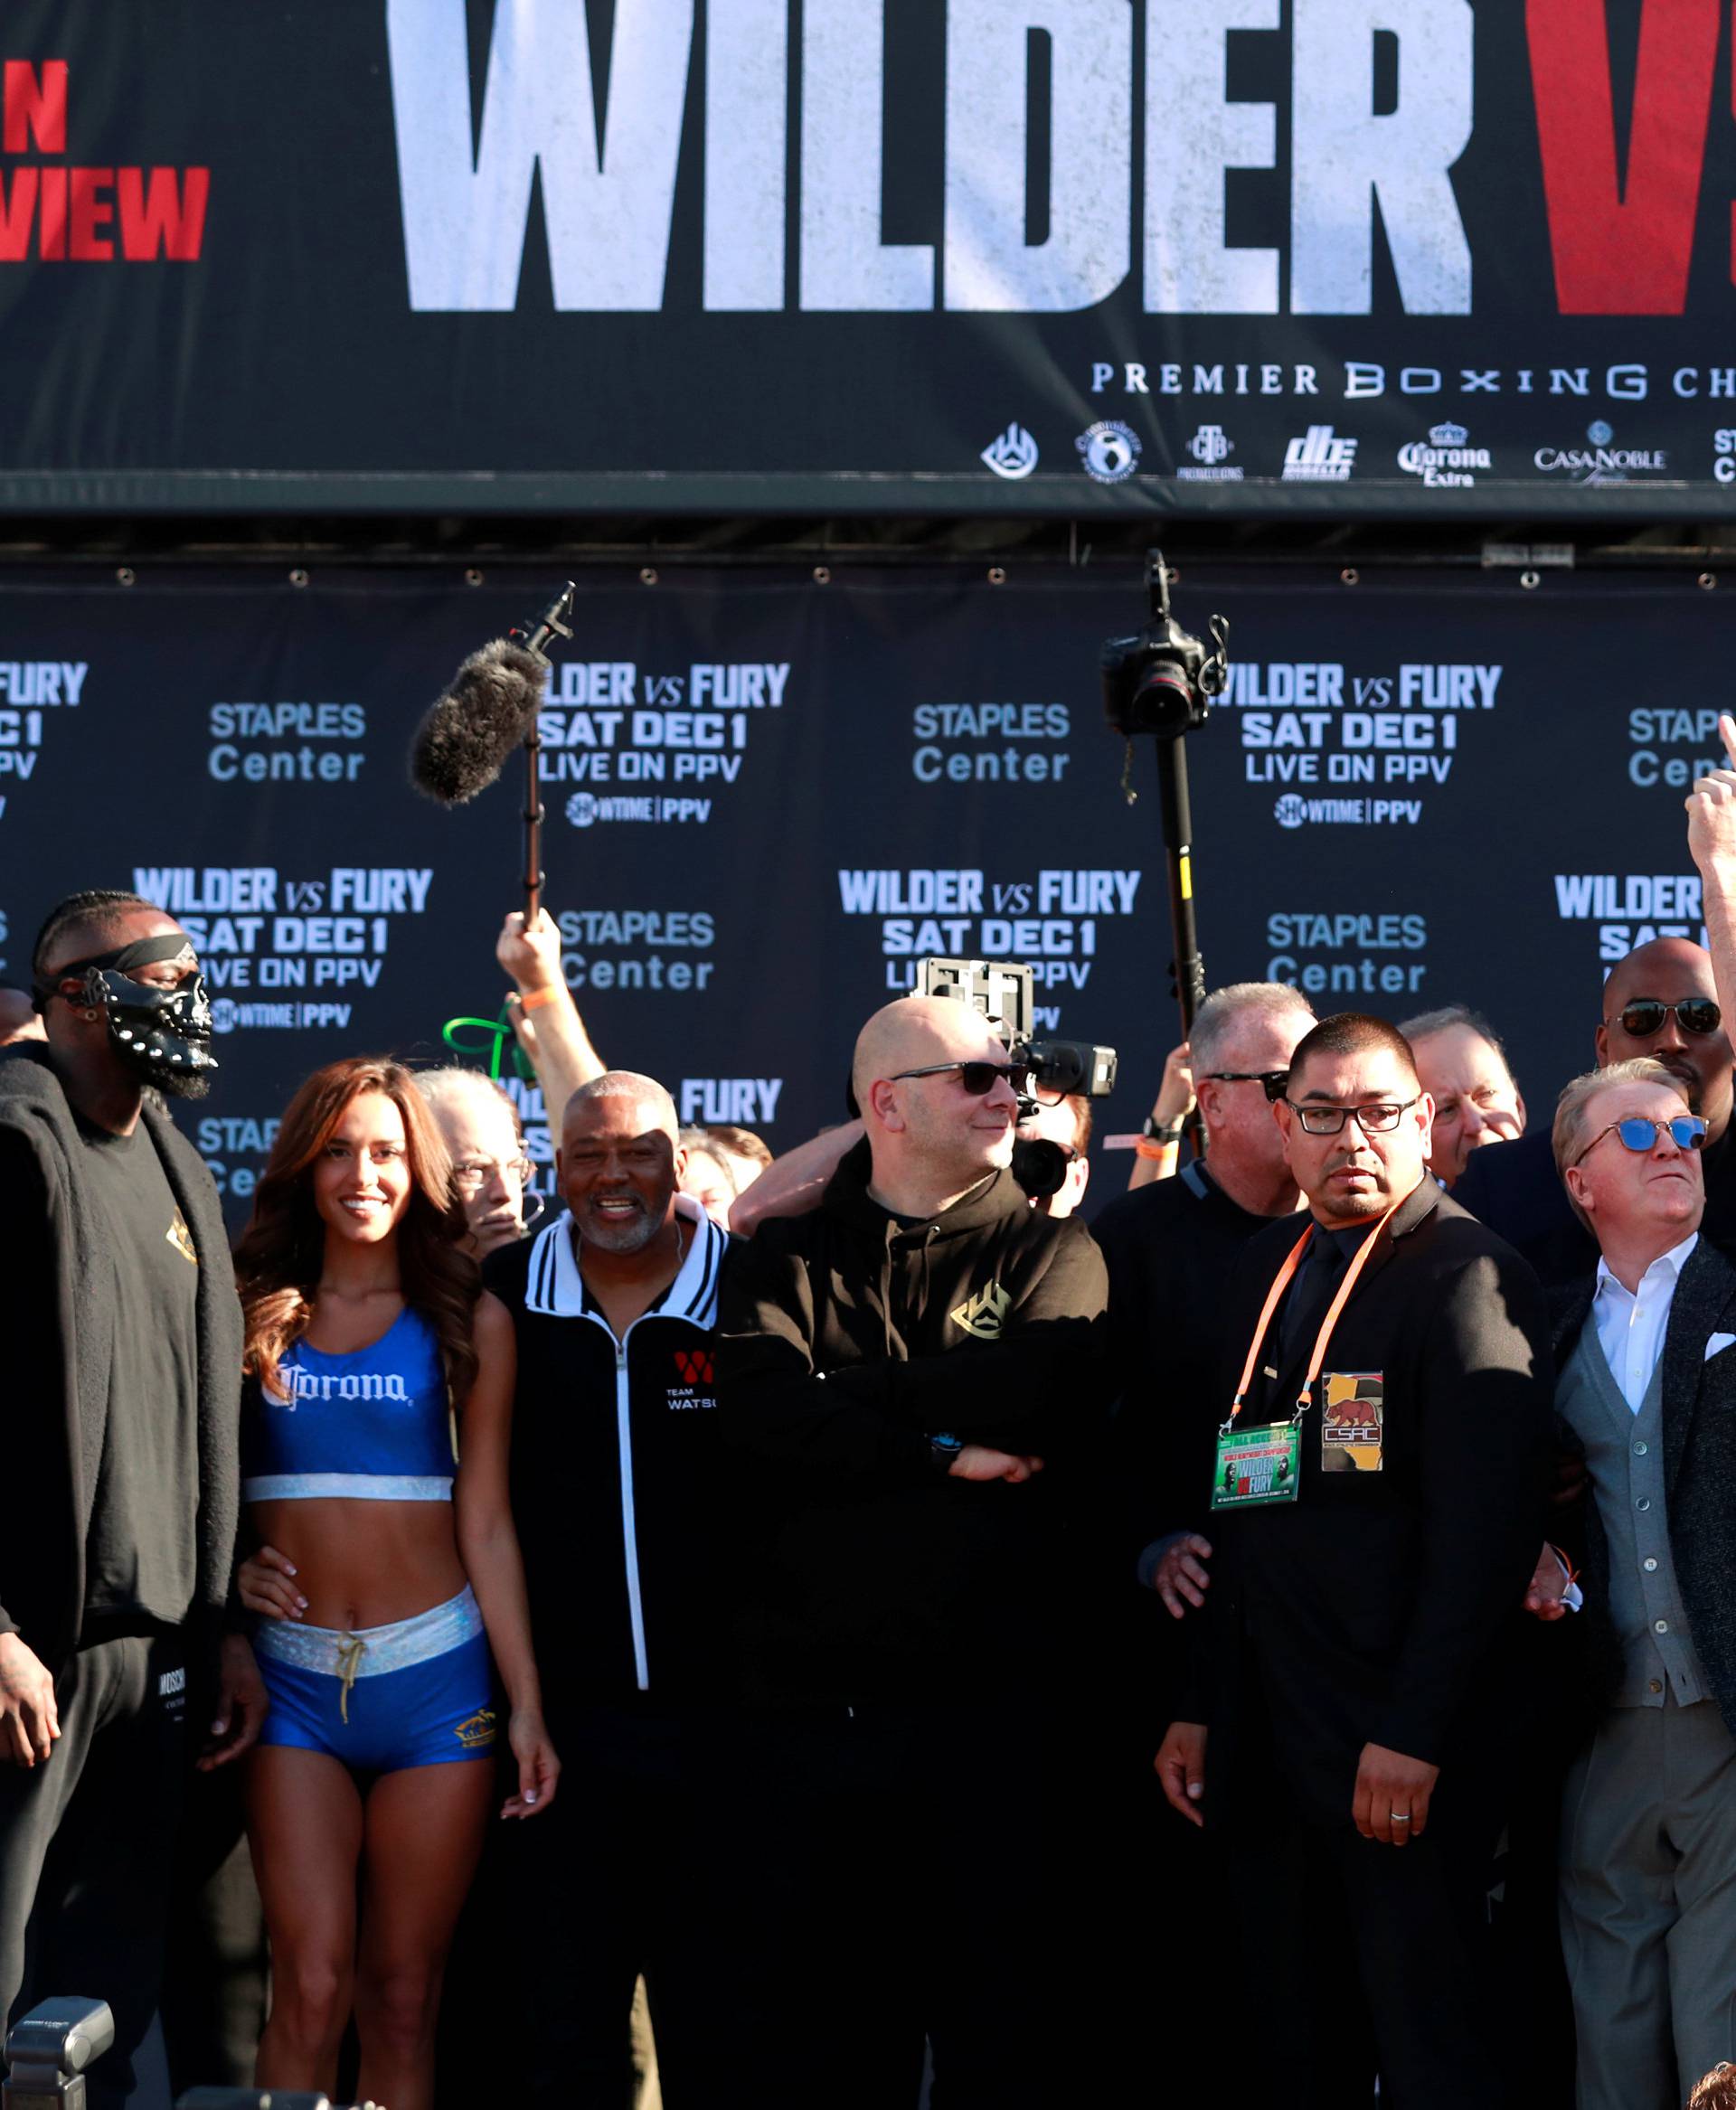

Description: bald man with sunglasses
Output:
[1547,1058,1736,2110]
[717,994,1109,2109]
[1456,713,1736,1285]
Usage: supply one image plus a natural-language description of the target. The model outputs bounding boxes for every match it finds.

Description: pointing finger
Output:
[1722,712,1736,768]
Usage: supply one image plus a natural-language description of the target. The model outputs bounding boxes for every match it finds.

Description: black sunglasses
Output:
[1606,998,1722,1040]
[891,1060,1031,1096]
[1203,1069,1290,1102]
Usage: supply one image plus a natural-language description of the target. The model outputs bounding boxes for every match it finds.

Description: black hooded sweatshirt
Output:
[716,1138,1109,1705]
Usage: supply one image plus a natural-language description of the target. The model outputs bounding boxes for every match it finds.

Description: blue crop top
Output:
[241,1307,456,1502]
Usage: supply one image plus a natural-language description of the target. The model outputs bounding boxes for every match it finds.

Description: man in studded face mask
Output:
[0,890,259,2108]
[32,907,219,1106]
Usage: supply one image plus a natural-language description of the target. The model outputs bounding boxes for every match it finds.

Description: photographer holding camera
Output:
[717,994,1109,2109]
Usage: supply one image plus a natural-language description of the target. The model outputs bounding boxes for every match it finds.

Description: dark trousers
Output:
[0,1633,186,2110]
[1220,1763,1501,2110]
[439,1701,771,2110]
[159,1763,268,2096]
[745,1698,1065,2110]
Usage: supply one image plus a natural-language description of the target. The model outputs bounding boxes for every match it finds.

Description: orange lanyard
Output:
[1226,1198,1403,1428]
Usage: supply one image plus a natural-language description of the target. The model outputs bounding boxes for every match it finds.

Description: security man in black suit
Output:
[1156,1013,1553,2110]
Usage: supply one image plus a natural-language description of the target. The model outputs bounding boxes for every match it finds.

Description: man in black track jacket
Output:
[458,1069,750,2109]
[718,994,1109,2110]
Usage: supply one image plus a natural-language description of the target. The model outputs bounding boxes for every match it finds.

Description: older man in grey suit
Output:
[1550,1055,1736,2110]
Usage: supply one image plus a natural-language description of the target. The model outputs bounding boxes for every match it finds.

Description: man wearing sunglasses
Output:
[1095,982,1316,1620]
[1089,981,1313,2098]
[1155,1012,1552,2110]
[1546,1058,1736,2110]
[717,993,1109,2109]
[1455,937,1735,1286]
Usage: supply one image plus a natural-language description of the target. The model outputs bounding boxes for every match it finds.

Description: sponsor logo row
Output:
[982,419,1675,488]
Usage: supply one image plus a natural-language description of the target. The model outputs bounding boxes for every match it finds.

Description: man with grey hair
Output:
[1545,1056,1736,2110]
[1125,981,1310,1190]
[415,1065,539,1257]
[1095,980,1316,1615]
[1399,1003,1526,1190]
[448,1069,754,2102]
[1088,982,1314,2099]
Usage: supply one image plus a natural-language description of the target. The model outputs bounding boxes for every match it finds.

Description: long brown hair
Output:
[235,1056,480,1404]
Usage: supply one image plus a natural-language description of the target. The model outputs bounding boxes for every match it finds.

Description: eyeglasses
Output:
[890,1060,1031,1096]
[1285,1097,1420,1136]
[451,1155,533,1194]
[1204,1069,1289,1102]
[1605,998,1722,1039]
[1571,1115,1706,1168]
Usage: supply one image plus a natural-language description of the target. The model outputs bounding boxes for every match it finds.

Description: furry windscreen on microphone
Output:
[408,638,547,805]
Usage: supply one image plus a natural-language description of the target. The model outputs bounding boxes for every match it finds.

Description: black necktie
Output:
[1278,1230,1349,1369]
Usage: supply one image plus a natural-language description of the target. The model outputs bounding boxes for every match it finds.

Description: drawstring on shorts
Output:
[335,1634,365,1722]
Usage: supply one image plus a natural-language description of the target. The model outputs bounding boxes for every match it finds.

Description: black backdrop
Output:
[4,1,1736,514]
[0,559,1718,1226]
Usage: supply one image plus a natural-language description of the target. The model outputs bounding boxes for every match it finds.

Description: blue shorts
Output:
[255,1584,496,1773]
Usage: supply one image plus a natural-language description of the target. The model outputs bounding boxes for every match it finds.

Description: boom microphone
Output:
[408,585,577,805]
[407,583,576,924]
[408,636,548,806]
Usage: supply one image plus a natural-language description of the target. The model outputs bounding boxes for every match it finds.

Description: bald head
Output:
[1597,937,1732,1139]
[852,995,1005,1110]
[563,1069,679,1146]
[854,995,1019,1215]
[1603,937,1714,1016]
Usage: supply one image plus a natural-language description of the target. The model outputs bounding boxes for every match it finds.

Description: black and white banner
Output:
[4,1,1736,515]
[0,559,1721,1224]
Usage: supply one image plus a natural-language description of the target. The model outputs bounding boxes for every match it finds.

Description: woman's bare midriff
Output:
[250,1497,468,1631]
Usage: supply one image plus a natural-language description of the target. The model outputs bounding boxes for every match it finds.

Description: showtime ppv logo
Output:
[386,0,1736,320]
[0,62,207,260]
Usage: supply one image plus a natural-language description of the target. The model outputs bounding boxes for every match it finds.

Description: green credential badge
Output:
[1211,1421,1301,1511]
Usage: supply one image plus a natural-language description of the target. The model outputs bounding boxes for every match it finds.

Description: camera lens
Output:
[1011,1138,1069,1200]
[1132,657,1195,735]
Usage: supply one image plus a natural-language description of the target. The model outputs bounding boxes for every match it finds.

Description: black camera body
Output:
[908,957,1117,1110]
[1016,1036,1117,1101]
[907,957,1117,1205]
[1100,555,1228,741]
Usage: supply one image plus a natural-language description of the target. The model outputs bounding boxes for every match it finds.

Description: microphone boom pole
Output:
[507,584,576,926]
[1100,550,1230,1159]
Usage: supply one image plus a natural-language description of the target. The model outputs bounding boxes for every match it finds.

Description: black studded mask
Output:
[35,934,219,1098]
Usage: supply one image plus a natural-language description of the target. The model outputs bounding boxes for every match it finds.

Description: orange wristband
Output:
[515,984,561,1013]
[1135,1136,1179,1162]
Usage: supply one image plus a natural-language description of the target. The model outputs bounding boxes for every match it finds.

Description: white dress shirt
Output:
[1592,1231,1700,1411]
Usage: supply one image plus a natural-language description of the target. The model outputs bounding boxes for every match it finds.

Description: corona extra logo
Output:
[454,1708,496,1749]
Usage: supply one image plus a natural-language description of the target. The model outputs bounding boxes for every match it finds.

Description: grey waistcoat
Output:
[1558,1318,1711,1709]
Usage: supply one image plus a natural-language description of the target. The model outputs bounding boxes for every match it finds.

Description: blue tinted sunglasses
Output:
[1571,1115,1706,1168]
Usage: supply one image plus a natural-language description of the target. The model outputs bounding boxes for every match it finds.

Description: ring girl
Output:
[231,1056,555,2110]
